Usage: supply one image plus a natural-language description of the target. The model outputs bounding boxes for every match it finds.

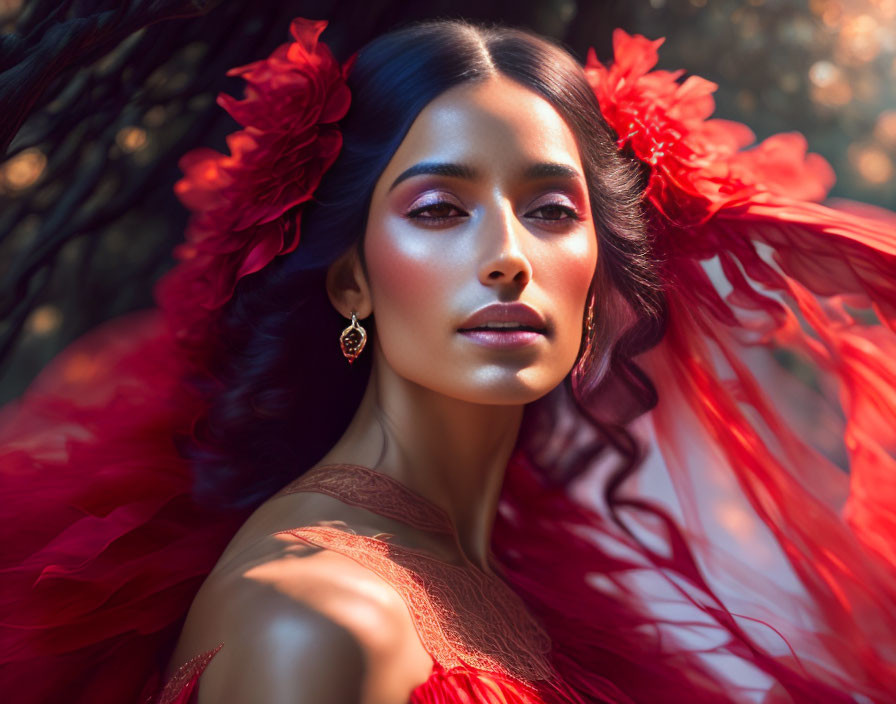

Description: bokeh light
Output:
[848,142,894,184]
[0,148,47,192]
[115,126,149,153]
[836,14,882,65]
[24,305,62,337]
[870,0,896,19]
[809,60,853,106]
[873,110,896,145]
[0,0,22,17]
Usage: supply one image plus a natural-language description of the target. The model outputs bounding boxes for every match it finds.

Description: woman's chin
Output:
[436,377,560,407]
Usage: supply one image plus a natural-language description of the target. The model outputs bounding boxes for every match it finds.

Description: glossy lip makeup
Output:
[457,301,550,350]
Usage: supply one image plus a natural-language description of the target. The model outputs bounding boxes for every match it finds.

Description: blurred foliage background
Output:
[1,0,894,405]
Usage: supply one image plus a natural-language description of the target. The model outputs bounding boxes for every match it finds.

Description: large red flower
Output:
[155,18,354,362]
[585,29,834,227]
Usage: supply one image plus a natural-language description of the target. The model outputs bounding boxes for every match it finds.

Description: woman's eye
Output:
[406,201,466,224]
[405,200,582,226]
[529,203,582,223]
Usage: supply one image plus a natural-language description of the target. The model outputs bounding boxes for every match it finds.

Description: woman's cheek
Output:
[365,229,453,361]
[552,241,598,360]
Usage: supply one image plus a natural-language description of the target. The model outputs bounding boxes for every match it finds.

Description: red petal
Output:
[288,17,328,55]
[235,224,284,280]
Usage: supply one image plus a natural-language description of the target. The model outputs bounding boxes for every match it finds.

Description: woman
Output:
[2,15,895,704]
[161,17,630,703]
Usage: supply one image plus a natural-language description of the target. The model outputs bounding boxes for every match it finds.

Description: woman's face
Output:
[362,74,598,405]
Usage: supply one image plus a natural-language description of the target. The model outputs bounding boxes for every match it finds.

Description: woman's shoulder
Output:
[163,494,434,703]
[166,552,368,703]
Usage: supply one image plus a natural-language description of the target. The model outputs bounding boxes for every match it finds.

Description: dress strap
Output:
[153,644,222,704]
[276,464,456,535]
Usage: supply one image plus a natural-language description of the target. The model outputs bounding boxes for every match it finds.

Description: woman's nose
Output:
[477,203,533,288]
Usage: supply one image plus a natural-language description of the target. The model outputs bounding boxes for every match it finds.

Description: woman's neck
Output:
[315,356,524,574]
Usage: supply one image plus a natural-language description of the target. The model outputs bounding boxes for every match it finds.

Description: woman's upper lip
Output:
[458,302,549,333]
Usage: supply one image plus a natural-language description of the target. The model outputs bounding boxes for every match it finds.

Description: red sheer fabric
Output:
[0,312,249,703]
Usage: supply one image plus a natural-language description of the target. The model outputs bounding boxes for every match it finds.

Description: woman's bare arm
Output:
[195,590,368,704]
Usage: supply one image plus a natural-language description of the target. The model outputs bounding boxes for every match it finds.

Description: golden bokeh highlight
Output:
[0,0,22,15]
[116,126,149,153]
[25,305,62,337]
[809,60,853,106]
[848,142,894,184]
[836,14,882,65]
[870,0,896,19]
[1,148,47,191]
[873,110,896,146]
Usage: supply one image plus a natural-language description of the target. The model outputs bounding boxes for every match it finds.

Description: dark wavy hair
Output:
[187,17,667,511]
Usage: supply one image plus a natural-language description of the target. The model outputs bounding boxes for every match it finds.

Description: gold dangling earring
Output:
[339,311,367,365]
[584,305,595,341]
[582,289,596,357]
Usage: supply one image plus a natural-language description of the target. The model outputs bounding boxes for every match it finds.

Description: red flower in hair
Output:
[586,29,834,226]
[156,18,355,361]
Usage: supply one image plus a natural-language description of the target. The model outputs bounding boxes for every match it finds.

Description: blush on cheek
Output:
[550,249,596,299]
[568,248,595,281]
[366,236,440,321]
[567,246,598,300]
[553,252,597,346]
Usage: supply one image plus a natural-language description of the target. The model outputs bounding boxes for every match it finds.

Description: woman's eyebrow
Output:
[388,161,583,192]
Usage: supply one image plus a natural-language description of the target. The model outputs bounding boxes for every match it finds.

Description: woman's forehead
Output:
[377,75,584,187]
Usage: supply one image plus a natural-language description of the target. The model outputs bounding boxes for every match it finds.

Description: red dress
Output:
[154,464,584,704]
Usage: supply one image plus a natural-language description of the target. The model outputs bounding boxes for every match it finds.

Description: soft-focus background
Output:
[1,0,894,405]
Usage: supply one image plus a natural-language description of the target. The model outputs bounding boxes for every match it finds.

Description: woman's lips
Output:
[457,302,550,349]
[458,302,548,333]
[458,328,545,349]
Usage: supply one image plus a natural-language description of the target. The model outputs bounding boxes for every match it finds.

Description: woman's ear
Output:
[325,244,373,319]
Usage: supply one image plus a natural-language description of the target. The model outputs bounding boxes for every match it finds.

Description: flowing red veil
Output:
[1,18,895,703]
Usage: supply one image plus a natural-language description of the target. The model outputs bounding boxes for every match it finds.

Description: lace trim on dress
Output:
[276,464,456,535]
[154,643,223,704]
[279,525,554,685]
[157,463,555,700]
